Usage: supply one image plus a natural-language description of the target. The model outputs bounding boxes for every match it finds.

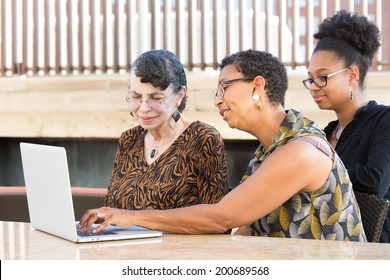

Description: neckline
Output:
[332,122,341,143]
[142,120,196,166]
[149,120,184,159]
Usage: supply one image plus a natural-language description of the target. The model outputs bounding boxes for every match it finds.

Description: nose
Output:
[138,99,152,111]
[213,96,222,107]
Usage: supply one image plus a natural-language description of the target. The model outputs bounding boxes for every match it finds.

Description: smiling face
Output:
[307,51,352,111]
[128,71,179,130]
[214,64,255,130]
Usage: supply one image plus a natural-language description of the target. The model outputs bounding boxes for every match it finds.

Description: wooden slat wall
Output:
[0,0,388,77]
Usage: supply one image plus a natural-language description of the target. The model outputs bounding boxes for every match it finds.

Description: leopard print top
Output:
[104,121,229,210]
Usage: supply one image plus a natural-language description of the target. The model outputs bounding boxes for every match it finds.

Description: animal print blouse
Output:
[104,121,229,210]
[241,109,367,241]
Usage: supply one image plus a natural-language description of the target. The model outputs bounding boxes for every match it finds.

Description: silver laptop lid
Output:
[20,142,78,241]
[20,142,163,243]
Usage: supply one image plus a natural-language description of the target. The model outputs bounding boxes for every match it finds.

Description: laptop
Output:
[20,142,163,243]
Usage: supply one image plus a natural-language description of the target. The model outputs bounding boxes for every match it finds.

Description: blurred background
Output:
[1,0,390,188]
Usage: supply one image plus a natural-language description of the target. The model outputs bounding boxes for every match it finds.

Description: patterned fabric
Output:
[242,109,367,241]
[105,121,229,210]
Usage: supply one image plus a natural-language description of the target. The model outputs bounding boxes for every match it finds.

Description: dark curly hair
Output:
[313,10,381,85]
[219,49,287,107]
[130,49,187,112]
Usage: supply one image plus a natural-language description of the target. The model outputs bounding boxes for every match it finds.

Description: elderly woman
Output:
[104,49,229,210]
[80,49,366,241]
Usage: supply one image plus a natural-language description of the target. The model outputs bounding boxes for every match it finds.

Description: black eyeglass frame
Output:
[302,67,351,90]
[214,77,255,100]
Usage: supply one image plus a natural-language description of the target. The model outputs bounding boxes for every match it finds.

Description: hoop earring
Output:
[172,109,181,122]
[252,93,262,110]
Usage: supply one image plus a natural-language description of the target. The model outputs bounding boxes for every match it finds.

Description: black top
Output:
[324,100,390,243]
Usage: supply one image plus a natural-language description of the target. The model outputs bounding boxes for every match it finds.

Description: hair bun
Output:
[314,10,380,59]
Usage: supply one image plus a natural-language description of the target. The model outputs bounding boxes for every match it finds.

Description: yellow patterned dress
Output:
[242,109,366,241]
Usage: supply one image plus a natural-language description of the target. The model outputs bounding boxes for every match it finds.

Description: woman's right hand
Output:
[77,207,134,233]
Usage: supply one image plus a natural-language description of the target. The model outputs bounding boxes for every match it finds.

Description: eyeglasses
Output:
[302,67,350,90]
[126,92,175,109]
[214,77,254,100]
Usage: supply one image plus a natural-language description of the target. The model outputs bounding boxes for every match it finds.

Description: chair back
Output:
[354,191,390,242]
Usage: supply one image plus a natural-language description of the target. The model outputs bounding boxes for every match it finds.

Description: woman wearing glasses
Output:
[104,49,229,211]
[80,49,366,242]
[304,11,390,243]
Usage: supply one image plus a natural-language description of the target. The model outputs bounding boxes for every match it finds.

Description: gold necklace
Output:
[149,121,183,158]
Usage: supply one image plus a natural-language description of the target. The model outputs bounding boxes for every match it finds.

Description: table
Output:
[1,221,390,260]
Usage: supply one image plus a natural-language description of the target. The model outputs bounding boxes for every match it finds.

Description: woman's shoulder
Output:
[183,121,224,146]
[366,100,390,114]
[188,120,221,134]
[362,101,390,125]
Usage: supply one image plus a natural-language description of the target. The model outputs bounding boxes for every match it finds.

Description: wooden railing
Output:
[1,0,389,77]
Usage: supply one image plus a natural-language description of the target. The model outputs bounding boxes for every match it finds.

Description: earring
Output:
[350,86,354,101]
[252,93,262,110]
[172,109,181,122]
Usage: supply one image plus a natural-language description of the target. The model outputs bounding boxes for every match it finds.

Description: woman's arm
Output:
[79,139,333,234]
[348,116,390,198]
[104,131,129,207]
[196,127,229,203]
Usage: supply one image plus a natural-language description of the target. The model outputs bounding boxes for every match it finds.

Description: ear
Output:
[176,86,187,106]
[253,75,266,91]
[349,66,360,84]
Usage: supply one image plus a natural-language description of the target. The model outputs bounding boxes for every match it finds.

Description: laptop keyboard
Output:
[77,228,118,237]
